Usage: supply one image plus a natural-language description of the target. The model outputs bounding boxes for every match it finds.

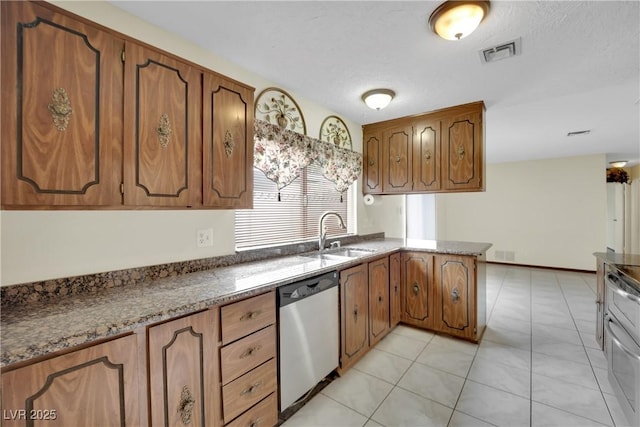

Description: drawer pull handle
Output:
[605,317,640,360]
[177,385,195,425]
[240,310,261,321]
[412,283,419,295]
[240,345,263,359]
[241,382,262,396]
[249,418,261,427]
[451,288,460,301]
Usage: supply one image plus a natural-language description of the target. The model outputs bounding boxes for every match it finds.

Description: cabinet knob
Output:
[378,295,383,304]
[48,87,73,131]
[240,345,262,359]
[425,150,432,161]
[451,288,460,301]
[395,156,401,163]
[369,160,375,166]
[241,382,262,396]
[412,283,419,295]
[240,310,261,321]
[458,145,465,159]
[354,305,359,320]
[249,418,262,427]
[178,385,195,425]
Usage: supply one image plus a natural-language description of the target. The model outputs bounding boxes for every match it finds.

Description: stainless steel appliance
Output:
[604,264,640,426]
[277,271,339,411]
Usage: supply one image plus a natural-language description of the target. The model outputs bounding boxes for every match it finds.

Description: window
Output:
[235,163,349,249]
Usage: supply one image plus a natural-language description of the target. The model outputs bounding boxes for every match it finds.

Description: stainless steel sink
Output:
[326,248,376,258]
[301,247,376,260]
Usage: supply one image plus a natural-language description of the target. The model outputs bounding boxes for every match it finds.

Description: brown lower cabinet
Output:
[339,255,398,373]
[338,251,486,376]
[1,334,141,427]
[1,292,278,427]
[148,308,219,427]
[401,251,485,342]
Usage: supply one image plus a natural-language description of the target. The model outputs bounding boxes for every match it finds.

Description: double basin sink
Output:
[302,247,377,261]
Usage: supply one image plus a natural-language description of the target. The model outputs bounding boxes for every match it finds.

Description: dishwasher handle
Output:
[278,271,338,307]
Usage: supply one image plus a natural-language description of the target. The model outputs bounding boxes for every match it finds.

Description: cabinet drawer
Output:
[221,292,275,345]
[225,393,277,427]
[221,324,276,385]
[222,359,277,424]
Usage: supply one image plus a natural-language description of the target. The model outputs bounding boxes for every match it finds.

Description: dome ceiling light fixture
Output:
[609,160,628,168]
[429,0,490,41]
[361,89,395,110]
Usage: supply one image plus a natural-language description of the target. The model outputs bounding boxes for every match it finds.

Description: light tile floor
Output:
[282,264,634,427]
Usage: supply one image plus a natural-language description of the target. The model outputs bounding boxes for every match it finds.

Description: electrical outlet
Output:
[197,228,213,248]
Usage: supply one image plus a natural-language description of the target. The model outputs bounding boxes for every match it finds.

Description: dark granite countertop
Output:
[1,238,491,367]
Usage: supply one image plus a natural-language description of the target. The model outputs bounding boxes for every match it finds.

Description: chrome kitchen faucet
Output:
[318,211,346,253]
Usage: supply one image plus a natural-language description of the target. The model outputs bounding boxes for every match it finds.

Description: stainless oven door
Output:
[605,314,640,426]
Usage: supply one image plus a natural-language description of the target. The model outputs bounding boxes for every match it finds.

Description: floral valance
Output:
[254,119,362,197]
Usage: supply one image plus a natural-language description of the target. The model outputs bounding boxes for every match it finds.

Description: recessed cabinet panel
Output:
[339,263,369,372]
[369,257,390,347]
[123,41,202,207]
[148,309,219,427]
[1,1,123,206]
[443,111,482,191]
[413,120,441,191]
[401,252,434,329]
[203,74,254,208]
[1,335,140,427]
[434,255,476,340]
[363,131,382,194]
[390,252,402,328]
[382,127,412,193]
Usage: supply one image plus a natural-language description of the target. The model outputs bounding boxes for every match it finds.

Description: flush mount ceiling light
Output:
[429,0,490,41]
[362,89,395,110]
[609,160,628,168]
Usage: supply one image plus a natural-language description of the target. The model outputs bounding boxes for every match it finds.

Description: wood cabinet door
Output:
[369,257,390,347]
[203,73,254,208]
[1,1,123,207]
[1,335,141,426]
[434,255,476,339]
[148,308,220,427]
[413,119,441,192]
[442,108,483,191]
[382,126,413,193]
[401,252,434,329]
[340,263,369,371]
[123,41,202,207]
[389,252,402,328]
[363,129,382,194]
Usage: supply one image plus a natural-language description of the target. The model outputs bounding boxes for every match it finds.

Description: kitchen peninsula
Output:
[1,237,490,426]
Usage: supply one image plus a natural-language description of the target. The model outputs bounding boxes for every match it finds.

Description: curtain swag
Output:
[254,119,362,198]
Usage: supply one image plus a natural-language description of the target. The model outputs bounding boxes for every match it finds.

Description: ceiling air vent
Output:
[479,38,521,64]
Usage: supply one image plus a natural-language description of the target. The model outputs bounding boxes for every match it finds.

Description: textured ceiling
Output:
[110,0,640,166]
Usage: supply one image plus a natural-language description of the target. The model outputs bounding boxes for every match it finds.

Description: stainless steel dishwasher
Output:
[278,270,339,411]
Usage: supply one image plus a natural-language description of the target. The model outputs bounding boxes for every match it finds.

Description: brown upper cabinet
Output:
[362,101,485,195]
[0,1,124,207]
[203,74,254,209]
[123,42,202,207]
[1,1,254,209]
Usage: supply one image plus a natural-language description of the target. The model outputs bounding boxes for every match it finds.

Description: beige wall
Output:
[435,154,607,271]
[0,1,367,286]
